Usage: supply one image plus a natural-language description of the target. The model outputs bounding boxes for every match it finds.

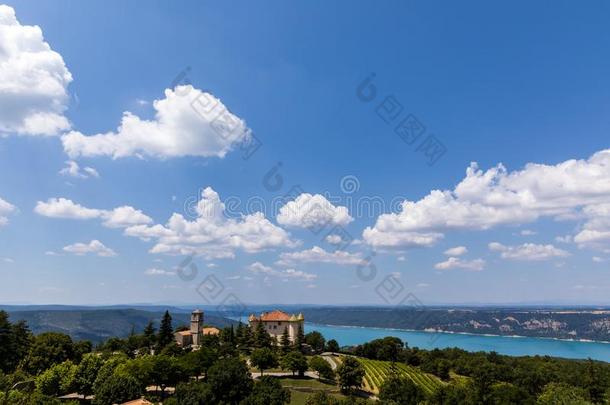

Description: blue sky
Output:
[1,0,610,305]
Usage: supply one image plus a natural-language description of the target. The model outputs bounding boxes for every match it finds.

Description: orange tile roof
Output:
[259,309,291,321]
[203,327,220,335]
[176,330,192,336]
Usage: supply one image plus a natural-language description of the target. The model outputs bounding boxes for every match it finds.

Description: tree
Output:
[336,357,364,393]
[23,332,74,374]
[489,382,533,405]
[92,354,129,397]
[157,311,174,350]
[0,313,32,374]
[305,392,340,405]
[436,359,451,381]
[35,360,77,397]
[143,321,156,348]
[379,375,424,405]
[583,359,606,404]
[93,373,143,405]
[181,347,218,379]
[160,341,183,357]
[280,327,291,353]
[326,339,340,354]
[172,381,215,404]
[309,356,335,380]
[305,331,326,353]
[240,324,254,348]
[536,383,592,405]
[149,355,185,398]
[207,357,253,404]
[0,311,14,373]
[295,323,305,351]
[243,376,291,405]
[254,322,272,348]
[74,353,104,397]
[280,351,308,377]
[430,382,474,405]
[220,325,236,346]
[10,320,33,371]
[251,348,279,377]
[72,340,92,362]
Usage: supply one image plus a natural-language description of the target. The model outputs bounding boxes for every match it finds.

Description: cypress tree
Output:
[143,321,156,348]
[157,311,174,349]
[295,323,305,352]
[254,321,271,348]
[235,322,244,347]
[280,326,291,353]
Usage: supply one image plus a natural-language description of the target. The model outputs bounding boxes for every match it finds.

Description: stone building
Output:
[174,309,220,348]
[248,309,304,343]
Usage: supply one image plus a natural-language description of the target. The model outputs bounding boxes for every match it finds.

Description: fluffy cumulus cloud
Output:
[489,242,570,261]
[444,246,467,256]
[277,193,353,229]
[0,5,72,136]
[247,262,316,281]
[34,198,152,228]
[278,246,362,266]
[434,257,485,271]
[59,161,99,179]
[63,240,116,257]
[61,85,251,159]
[124,187,297,259]
[363,149,610,251]
[0,197,16,226]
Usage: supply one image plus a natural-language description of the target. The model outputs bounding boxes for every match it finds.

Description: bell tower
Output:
[191,309,203,346]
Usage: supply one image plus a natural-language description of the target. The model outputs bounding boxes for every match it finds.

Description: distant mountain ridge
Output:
[299,306,610,342]
[4,307,235,343]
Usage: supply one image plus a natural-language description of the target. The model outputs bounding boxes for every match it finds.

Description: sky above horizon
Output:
[1,1,610,307]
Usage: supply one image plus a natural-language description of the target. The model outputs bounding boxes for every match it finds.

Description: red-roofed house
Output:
[248,310,304,343]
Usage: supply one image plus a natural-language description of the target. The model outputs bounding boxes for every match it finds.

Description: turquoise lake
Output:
[306,323,610,362]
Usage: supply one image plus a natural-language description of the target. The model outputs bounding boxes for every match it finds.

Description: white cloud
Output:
[363,149,610,250]
[325,234,343,245]
[62,85,251,159]
[434,257,485,271]
[444,246,467,256]
[489,242,570,261]
[59,161,99,179]
[247,262,316,281]
[125,187,297,259]
[592,256,604,263]
[520,229,537,236]
[144,268,175,276]
[0,197,16,226]
[277,193,353,229]
[0,5,72,136]
[278,246,362,266]
[63,240,116,257]
[35,198,101,219]
[102,206,153,228]
[34,198,152,228]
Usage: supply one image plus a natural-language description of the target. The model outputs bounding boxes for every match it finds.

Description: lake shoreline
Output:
[306,321,610,346]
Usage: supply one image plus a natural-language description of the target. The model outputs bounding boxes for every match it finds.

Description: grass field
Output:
[357,357,445,395]
[278,377,372,405]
